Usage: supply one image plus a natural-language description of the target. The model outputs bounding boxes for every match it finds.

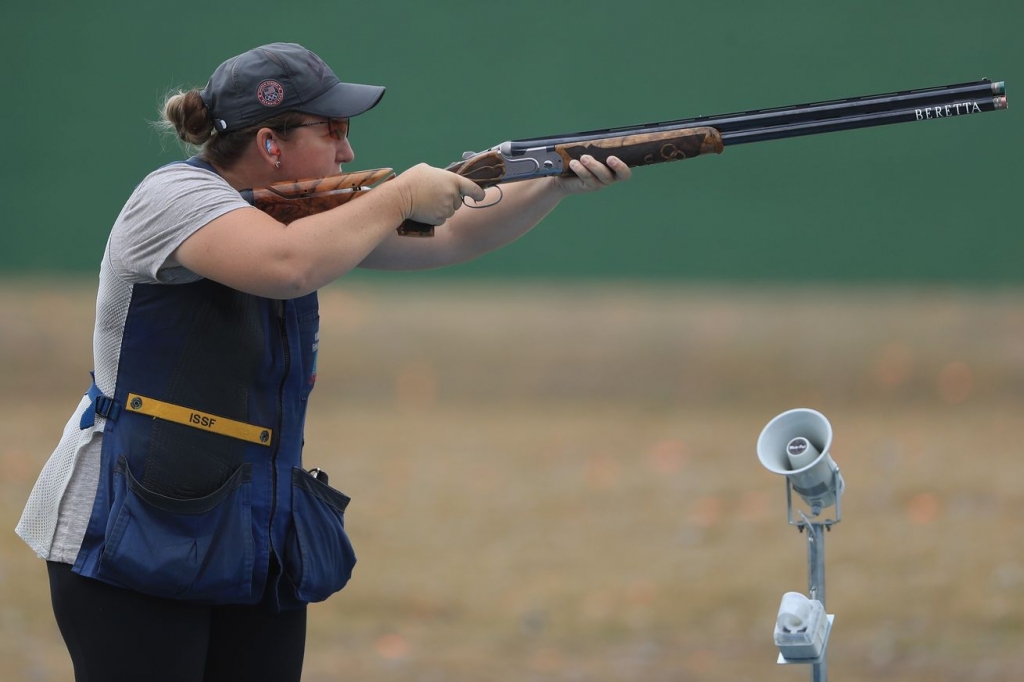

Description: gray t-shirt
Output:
[16,162,251,563]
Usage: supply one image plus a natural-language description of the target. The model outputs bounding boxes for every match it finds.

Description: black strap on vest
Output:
[182,156,220,174]
[80,373,120,429]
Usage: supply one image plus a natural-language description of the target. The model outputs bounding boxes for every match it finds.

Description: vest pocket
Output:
[98,455,255,602]
[284,467,356,603]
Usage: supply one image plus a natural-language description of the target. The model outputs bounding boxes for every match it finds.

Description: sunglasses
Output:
[287,118,350,141]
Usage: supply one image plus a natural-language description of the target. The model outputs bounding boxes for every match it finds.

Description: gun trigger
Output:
[462,151,477,160]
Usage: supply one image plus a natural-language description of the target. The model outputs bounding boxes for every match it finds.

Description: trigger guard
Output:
[462,186,503,209]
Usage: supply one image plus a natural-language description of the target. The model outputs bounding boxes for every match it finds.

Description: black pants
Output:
[47,561,307,682]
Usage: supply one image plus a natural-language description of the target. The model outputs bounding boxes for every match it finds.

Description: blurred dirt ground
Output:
[2,279,1023,681]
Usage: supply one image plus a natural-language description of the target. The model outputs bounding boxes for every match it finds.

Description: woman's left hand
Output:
[552,154,632,196]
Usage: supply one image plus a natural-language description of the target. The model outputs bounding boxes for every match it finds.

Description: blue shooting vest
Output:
[72,158,354,610]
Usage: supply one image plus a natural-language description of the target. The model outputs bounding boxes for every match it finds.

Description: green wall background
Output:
[2,0,1020,283]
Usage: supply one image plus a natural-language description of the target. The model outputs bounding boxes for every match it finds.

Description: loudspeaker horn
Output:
[757,408,844,514]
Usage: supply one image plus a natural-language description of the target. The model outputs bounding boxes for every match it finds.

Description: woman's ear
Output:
[257,130,281,168]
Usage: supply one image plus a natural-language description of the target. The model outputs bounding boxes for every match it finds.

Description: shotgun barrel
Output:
[509,79,1007,150]
[722,96,1007,146]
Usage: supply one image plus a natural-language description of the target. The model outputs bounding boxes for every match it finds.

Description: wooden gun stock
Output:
[241,167,396,225]
[242,166,438,237]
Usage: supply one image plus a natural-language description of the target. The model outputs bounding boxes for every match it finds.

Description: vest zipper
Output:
[268,300,291,566]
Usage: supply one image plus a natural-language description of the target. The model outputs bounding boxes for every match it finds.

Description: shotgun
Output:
[241,78,1007,236]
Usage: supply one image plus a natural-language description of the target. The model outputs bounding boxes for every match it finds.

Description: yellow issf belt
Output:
[125,393,273,447]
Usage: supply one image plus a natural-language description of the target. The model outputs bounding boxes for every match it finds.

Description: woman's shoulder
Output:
[125,160,245,218]
[107,161,250,283]
[138,159,230,192]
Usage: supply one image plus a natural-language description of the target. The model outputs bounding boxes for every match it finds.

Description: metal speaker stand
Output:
[775,468,842,682]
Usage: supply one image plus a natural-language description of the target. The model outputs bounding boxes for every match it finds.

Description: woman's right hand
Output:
[393,163,487,226]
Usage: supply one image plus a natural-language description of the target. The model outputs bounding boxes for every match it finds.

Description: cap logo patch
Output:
[256,80,285,107]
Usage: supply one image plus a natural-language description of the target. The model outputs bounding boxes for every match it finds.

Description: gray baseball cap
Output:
[200,43,385,133]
